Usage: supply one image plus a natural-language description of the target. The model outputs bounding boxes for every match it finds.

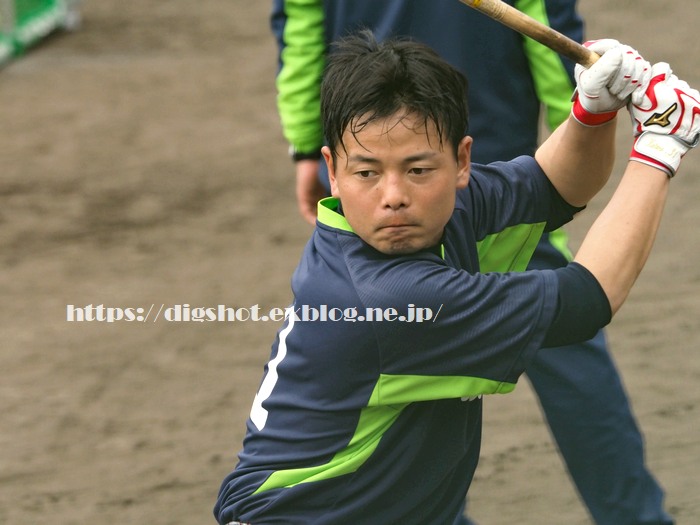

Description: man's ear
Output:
[456,136,472,190]
[321,146,340,197]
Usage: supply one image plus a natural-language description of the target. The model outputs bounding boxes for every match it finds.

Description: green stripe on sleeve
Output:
[515,0,576,131]
[277,0,326,152]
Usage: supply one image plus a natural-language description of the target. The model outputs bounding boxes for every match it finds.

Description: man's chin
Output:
[371,237,425,255]
[366,228,440,255]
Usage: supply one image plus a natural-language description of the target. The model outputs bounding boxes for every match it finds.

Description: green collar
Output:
[317,197,354,233]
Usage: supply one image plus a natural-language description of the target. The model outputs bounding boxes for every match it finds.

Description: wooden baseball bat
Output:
[459,0,599,67]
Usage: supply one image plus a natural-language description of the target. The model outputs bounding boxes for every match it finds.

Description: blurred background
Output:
[1,1,698,523]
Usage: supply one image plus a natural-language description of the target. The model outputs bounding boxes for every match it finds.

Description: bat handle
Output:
[460,0,599,67]
[561,40,600,69]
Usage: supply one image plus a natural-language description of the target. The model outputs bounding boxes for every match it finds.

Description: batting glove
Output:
[629,62,700,177]
[572,39,651,126]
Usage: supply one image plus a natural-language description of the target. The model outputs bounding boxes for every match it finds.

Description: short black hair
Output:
[321,29,469,161]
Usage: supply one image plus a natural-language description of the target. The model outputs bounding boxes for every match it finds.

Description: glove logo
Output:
[643,103,678,128]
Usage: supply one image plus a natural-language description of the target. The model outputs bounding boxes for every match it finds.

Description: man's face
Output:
[323,113,472,255]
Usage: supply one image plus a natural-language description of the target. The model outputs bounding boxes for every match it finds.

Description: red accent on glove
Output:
[631,73,667,136]
[571,91,618,127]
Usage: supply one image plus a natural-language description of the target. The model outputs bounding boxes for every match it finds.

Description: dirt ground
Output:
[1,1,698,524]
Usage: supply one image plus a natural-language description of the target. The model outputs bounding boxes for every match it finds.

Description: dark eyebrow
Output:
[348,154,380,164]
[348,151,439,165]
[403,152,439,163]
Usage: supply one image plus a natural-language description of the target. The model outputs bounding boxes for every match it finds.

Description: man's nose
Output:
[380,172,410,210]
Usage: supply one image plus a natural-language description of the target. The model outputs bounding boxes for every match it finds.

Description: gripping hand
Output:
[629,62,700,176]
[572,39,651,126]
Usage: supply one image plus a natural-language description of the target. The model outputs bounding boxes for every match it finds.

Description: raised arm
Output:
[535,115,616,207]
[536,40,651,206]
[575,65,700,314]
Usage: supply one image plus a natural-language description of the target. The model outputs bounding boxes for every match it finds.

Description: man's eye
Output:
[357,170,374,178]
[410,167,429,175]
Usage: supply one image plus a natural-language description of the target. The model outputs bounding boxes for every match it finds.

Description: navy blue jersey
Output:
[214,157,582,524]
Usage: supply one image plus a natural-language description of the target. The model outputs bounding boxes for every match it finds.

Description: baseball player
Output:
[271,3,673,522]
[214,32,700,524]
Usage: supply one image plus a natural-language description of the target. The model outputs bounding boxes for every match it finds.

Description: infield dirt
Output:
[1,2,699,523]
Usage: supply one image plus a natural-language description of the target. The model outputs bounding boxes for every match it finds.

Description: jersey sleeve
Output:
[346,250,561,404]
[270,0,326,153]
[460,156,582,241]
[516,0,582,130]
[544,262,612,346]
